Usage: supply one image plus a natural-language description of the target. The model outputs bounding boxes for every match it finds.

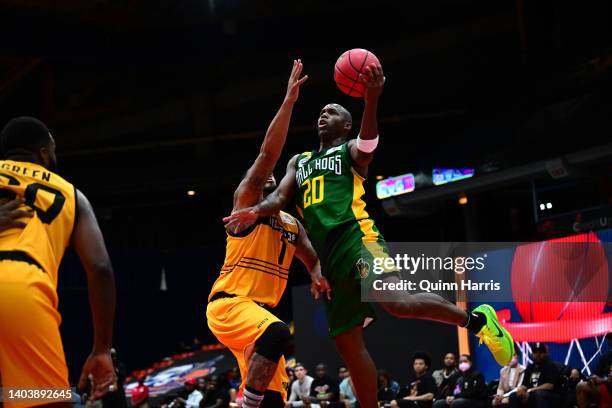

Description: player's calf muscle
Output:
[246,352,279,390]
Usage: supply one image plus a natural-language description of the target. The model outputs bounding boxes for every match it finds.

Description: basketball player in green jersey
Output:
[225,63,513,408]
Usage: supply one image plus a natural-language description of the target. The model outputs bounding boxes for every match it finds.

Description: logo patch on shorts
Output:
[356,258,370,279]
[257,317,269,329]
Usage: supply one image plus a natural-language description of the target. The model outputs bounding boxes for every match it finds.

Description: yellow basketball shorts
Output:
[206,296,289,400]
[0,260,70,408]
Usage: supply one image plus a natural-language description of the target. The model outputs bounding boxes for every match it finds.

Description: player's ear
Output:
[38,145,50,166]
[343,121,352,132]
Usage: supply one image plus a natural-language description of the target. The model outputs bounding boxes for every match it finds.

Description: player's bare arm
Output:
[294,220,331,300]
[233,60,307,212]
[349,63,385,177]
[224,154,299,229]
[0,198,33,231]
[72,189,117,400]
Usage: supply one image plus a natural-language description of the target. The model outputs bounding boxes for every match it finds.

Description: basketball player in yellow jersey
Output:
[207,60,330,408]
[0,117,117,407]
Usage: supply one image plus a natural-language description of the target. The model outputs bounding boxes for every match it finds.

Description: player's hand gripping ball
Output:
[334,48,381,97]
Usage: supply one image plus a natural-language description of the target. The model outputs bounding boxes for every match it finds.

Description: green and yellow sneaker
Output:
[473,304,514,366]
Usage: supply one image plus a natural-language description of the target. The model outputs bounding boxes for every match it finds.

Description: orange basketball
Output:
[334,48,381,97]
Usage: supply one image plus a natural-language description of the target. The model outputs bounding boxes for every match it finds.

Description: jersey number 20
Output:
[303,176,324,208]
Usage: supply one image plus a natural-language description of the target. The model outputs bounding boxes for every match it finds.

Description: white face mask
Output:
[458,362,471,372]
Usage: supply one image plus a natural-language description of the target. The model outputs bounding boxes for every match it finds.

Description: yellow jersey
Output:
[0,160,76,289]
[209,211,300,307]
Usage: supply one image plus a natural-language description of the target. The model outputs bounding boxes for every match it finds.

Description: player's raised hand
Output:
[78,350,117,401]
[0,198,33,231]
[284,59,309,104]
[359,63,385,101]
[223,206,259,233]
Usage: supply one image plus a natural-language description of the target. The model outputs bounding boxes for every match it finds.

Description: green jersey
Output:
[294,141,370,254]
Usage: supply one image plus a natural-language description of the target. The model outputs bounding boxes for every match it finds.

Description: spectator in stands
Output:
[162,393,180,408]
[577,333,612,408]
[175,378,203,408]
[191,337,202,351]
[433,354,486,408]
[492,350,525,407]
[305,363,339,405]
[339,369,358,408]
[196,377,208,399]
[433,354,458,390]
[200,375,230,408]
[227,366,241,390]
[392,352,437,408]
[131,377,150,408]
[378,370,398,405]
[287,366,297,389]
[509,343,561,408]
[287,363,314,407]
[566,368,585,408]
[338,366,349,382]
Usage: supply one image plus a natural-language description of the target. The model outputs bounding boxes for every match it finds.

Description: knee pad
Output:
[254,322,290,362]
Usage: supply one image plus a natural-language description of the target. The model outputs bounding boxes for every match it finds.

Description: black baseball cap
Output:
[530,342,548,352]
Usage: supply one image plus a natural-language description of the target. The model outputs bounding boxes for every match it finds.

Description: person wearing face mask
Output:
[492,351,525,407]
[433,355,486,408]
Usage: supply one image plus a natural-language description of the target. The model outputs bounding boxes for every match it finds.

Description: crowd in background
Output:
[117,334,612,408]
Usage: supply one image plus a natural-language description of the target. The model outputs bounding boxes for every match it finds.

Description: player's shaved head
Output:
[0,116,58,171]
[329,103,352,124]
[1,116,52,156]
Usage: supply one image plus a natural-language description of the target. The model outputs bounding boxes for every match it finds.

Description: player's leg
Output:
[363,237,513,366]
[242,322,290,408]
[320,236,380,408]
[0,262,71,408]
[334,325,378,408]
[373,274,468,324]
[206,297,289,408]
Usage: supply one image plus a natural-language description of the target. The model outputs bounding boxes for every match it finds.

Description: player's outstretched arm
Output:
[349,63,385,175]
[72,190,117,400]
[224,155,299,230]
[233,60,308,212]
[294,220,331,300]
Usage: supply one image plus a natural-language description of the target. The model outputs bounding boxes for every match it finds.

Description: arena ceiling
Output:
[0,0,610,218]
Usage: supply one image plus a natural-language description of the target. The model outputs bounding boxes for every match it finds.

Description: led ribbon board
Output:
[376,173,415,199]
[432,168,475,186]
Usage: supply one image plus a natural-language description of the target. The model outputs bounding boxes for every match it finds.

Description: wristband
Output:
[356,135,379,153]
